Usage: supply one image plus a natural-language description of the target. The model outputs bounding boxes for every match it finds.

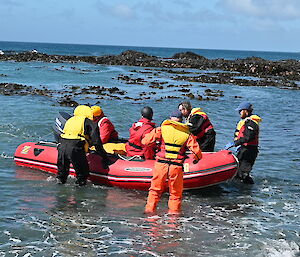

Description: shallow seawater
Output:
[0,56,300,256]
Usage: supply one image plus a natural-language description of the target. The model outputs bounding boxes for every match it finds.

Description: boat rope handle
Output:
[37,141,58,146]
[117,154,143,161]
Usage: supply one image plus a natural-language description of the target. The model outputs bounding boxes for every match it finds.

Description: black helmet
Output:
[141,106,153,120]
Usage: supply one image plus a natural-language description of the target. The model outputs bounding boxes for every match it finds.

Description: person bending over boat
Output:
[91,105,119,144]
[142,110,202,214]
[225,101,262,184]
[125,106,156,160]
[178,100,216,152]
[56,105,108,186]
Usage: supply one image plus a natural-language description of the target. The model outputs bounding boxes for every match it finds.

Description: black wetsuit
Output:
[189,114,216,152]
[234,119,259,181]
[57,118,107,185]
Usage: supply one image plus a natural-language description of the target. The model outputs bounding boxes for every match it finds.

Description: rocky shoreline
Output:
[0,50,299,106]
[1,50,300,82]
[0,82,128,106]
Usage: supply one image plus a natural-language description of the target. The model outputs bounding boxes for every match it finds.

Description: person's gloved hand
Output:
[224,142,235,150]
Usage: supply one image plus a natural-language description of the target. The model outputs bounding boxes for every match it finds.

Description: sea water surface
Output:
[0,41,299,257]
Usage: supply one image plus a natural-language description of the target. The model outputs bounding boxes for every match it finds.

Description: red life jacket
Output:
[94,115,118,144]
[235,115,261,146]
[126,118,156,158]
[188,108,214,139]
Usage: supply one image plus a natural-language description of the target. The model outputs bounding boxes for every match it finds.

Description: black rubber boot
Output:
[56,176,67,184]
[75,179,87,186]
[243,175,254,184]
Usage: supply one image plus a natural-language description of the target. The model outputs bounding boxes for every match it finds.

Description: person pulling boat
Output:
[142,110,202,214]
[225,101,262,184]
[56,105,108,186]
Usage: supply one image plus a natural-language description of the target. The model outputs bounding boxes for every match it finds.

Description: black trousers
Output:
[57,138,89,183]
[236,146,258,179]
[197,129,216,152]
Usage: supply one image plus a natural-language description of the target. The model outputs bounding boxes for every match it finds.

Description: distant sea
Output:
[1,40,300,60]
[0,41,299,257]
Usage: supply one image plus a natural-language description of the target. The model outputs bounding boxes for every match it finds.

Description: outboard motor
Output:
[52,112,72,142]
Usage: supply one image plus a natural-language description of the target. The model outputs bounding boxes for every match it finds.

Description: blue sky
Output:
[1,0,300,52]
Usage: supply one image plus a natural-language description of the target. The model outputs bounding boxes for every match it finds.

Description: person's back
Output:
[125,106,156,159]
[142,110,202,214]
[91,105,118,144]
[60,105,94,152]
[156,120,190,161]
[57,105,108,186]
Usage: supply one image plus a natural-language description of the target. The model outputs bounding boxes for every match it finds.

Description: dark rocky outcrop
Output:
[58,96,79,107]
[0,83,53,96]
[0,50,299,90]
[0,82,128,105]
[172,51,207,60]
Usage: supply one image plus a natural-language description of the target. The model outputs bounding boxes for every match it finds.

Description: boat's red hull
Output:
[14,141,238,191]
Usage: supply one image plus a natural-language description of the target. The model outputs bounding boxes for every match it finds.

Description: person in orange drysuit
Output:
[142,110,202,214]
[91,105,119,144]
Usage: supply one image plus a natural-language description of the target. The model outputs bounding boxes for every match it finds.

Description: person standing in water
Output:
[57,105,108,186]
[225,101,262,184]
[142,110,202,214]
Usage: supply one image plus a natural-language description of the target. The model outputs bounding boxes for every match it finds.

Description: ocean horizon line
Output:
[0,40,297,55]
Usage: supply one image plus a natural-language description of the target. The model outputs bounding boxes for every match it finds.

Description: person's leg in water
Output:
[145,161,169,213]
[56,141,71,184]
[71,145,90,186]
[167,163,184,214]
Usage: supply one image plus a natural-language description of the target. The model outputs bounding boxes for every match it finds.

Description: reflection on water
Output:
[15,167,50,181]
[0,163,300,256]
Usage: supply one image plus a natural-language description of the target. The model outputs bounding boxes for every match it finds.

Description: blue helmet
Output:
[170,110,183,119]
[235,101,253,112]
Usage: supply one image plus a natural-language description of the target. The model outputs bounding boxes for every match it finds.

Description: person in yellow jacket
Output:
[56,105,108,186]
[142,110,202,214]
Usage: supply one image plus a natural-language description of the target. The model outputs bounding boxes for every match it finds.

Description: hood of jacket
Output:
[73,105,93,120]
[132,117,155,130]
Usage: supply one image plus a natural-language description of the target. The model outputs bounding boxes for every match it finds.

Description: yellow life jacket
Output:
[234,115,262,140]
[103,142,127,155]
[161,120,190,159]
[60,105,93,152]
[190,107,206,117]
[186,108,207,123]
[61,116,86,140]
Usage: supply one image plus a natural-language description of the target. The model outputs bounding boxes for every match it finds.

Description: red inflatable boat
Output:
[14,141,238,191]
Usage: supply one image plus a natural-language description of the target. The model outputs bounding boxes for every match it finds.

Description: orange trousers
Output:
[145,160,184,214]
